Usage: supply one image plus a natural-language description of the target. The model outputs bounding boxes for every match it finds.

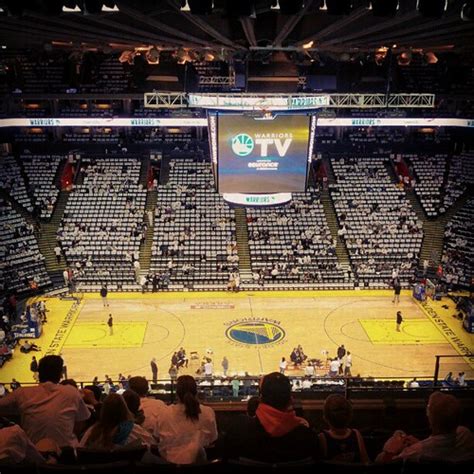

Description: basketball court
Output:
[2,290,473,384]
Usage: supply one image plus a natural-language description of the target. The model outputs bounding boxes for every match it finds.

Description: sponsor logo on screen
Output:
[231,133,254,156]
[225,319,285,346]
[231,132,293,158]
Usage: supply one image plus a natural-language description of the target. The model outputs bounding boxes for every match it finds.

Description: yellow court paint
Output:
[359,319,445,344]
[1,291,471,384]
[64,322,148,349]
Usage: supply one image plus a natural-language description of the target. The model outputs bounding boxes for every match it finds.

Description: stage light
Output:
[424,51,438,64]
[374,46,388,65]
[324,0,353,15]
[461,0,474,20]
[417,0,447,17]
[397,51,411,66]
[370,0,399,17]
[101,2,119,11]
[302,40,314,49]
[146,48,160,64]
[62,1,81,12]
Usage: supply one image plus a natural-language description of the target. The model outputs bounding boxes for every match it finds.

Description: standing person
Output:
[155,375,218,464]
[222,356,229,377]
[63,268,69,287]
[204,359,213,378]
[107,314,113,336]
[54,245,61,265]
[396,311,403,332]
[279,357,287,374]
[100,284,109,308]
[150,358,158,385]
[30,356,39,382]
[344,352,352,377]
[336,345,346,375]
[392,279,401,304]
[318,394,370,463]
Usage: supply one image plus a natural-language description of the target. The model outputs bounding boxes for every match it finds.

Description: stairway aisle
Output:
[37,191,70,287]
[320,189,351,269]
[139,190,158,273]
[405,189,471,266]
[234,207,253,281]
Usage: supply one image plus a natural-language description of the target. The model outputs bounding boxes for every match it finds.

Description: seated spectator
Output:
[221,372,318,463]
[0,355,91,447]
[128,376,166,439]
[318,394,369,463]
[80,393,153,449]
[122,390,145,426]
[0,424,45,464]
[155,375,217,464]
[376,391,474,463]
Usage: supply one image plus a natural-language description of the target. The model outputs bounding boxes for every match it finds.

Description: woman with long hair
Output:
[80,393,153,449]
[156,375,217,464]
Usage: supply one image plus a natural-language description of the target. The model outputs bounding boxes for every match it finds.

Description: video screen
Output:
[217,114,311,194]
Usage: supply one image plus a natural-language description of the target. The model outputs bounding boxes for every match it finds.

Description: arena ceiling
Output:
[0,0,473,57]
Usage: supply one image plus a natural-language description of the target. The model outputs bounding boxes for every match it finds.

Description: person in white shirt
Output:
[0,355,90,447]
[304,364,315,377]
[329,359,341,377]
[155,375,217,464]
[128,376,167,439]
[204,360,213,378]
[279,357,288,374]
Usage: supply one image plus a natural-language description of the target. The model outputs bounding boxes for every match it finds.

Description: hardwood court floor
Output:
[2,290,473,384]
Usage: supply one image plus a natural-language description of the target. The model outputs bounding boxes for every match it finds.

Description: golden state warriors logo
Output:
[225,318,285,346]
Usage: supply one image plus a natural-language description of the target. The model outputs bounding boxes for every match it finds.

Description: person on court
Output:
[100,284,109,308]
[392,279,401,304]
[150,358,158,384]
[107,314,113,336]
[396,311,403,332]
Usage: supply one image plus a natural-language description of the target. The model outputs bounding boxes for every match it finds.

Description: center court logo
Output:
[225,319,285,346]
[231,133,254,156]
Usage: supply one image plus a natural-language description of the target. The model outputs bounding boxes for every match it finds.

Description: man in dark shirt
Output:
[220,372,318,463]
[150,358,158,384]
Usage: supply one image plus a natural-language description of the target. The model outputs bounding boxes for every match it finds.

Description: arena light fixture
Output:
[370,0,399,17]
[145,47,160,65]
[461,0,474,20]
[424,51,438,64]
[62,2,81,12]
[417,0,447,17]
[302,40,314,49]
[397,51,412,66]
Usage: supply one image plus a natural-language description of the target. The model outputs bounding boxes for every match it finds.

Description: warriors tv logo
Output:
[231,132,293,158]
[225,318,285,346]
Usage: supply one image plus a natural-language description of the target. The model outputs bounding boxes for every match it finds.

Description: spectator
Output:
[80,393,153,449]
[128,376,166,439]
[221,372,318,462]
[318,394,369,463]
[0,424,46,464]
[155,375,217,464]
[376,391,474,463]
[0,355,91,447]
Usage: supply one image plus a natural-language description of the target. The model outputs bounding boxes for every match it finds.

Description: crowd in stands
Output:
[57,155,146,290]
[247,188,349,289]
[0,356,473,469]
[441,198,474,289]
[329,155,423,286]
[149,159,237,290]
[20,154,62,219]
[0,199,50,295]
[0,156,33,212]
